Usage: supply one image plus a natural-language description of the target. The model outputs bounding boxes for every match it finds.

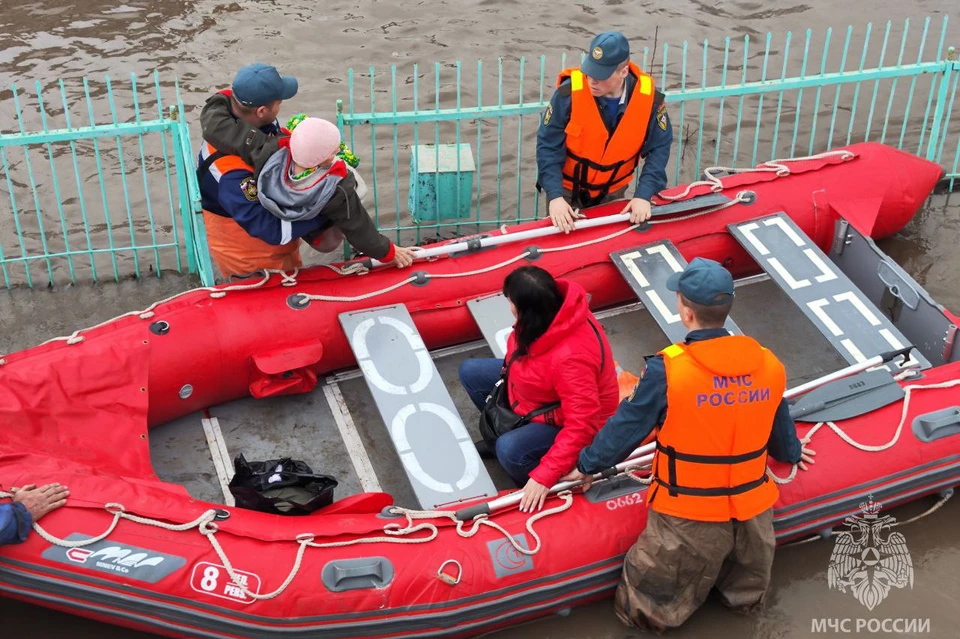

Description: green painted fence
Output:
[339,16,959,248]
[0,73,212,289]
[0,18,956,289]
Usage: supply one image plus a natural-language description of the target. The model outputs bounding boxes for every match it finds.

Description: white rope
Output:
[658,150,856,202]
[0,487,572,601]
[769,379,960,485]
[25,269,300,351]
[321,262,370,276]
[295,191,749,306]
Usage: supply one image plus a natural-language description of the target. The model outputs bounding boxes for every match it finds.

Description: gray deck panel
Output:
[728,212,930,371]
[611,239,742,344]
[339,304,498,509]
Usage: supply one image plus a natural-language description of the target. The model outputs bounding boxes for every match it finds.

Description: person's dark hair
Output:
[503,266,564,357]
[679,292,733,328]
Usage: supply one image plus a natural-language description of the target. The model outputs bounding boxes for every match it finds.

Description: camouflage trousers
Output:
[614,508,776,632]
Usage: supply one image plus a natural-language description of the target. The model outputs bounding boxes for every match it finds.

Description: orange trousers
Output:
[202,210,302,279]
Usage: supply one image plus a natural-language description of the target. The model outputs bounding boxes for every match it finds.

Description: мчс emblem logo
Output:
[827,495,913,610]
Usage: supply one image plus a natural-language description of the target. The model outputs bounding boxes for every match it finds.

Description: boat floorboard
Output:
[149,280,846,507]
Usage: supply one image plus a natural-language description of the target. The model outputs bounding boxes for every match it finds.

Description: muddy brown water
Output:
[2,0,960,637]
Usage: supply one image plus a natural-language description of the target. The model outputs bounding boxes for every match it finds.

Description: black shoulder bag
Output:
[478,320,606,447]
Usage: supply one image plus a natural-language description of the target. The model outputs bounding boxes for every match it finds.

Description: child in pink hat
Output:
[200,91,415,266]
[252,117,408,260]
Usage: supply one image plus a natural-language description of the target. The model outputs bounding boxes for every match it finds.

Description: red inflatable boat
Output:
[1,142,958,639]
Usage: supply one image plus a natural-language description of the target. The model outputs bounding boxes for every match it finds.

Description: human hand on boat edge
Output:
[12,483,69,521]
[798,441,817,471]
[620,197,652,225]
[548,197,582,234]
[560,468,593,491]
[392,245,418,268]
[518,478,551,513]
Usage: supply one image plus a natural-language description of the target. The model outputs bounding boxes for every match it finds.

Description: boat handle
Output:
[437,559,462,586]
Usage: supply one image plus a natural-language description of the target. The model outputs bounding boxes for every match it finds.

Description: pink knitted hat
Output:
[289,117,341,167]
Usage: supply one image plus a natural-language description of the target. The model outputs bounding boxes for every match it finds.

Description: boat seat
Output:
[727,212,930,371]
[338,304,498,510]
[610,239,743,344]
[466,293,514,359]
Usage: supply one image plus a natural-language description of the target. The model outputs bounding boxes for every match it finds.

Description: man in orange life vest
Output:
[197,64,415,279]
[536,31,673,234]
[563,258,815,631]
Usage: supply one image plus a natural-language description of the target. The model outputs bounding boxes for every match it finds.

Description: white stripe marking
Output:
[323,381,382,493]
[737,223,770,256]
[841,339,868,363]
[280,220,293,245]
[620,252,650,287]
[201,417,236,507]
[834,291,881,326]
[769,257,811,289]
[764,216,806,246]
[646,290,681,324]
[646,243,684,272]
[803,248,839,283]
[879,328,905,349]
[808,299,843,336]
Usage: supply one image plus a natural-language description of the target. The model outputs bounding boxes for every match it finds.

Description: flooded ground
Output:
[2,0,960,637]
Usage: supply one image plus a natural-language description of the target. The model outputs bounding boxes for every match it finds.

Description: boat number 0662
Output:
[606,493,644,511]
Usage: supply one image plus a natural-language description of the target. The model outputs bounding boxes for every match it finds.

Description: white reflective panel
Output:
[378,315,427,351]
[495,327,513,359]
[621,252,650,287]
[807,299,844,336]
[738,222,770,256]
[359,359,407,395]
[409,350,435,394]
[646,290,681,323]
[841,338,868,362]
[646,244,684,272]
[399,451,454,494]
[768,257,811,290]
[833,291,881,326]
[390,404,418,451]
[764,216,806,246]
[802,248,839,284]
[350,318,376,359]
[879,328,905,350]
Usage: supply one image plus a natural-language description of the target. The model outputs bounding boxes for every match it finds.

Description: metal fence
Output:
[0,18,956,289]
[0,73,210,289]
[339,16,959,247]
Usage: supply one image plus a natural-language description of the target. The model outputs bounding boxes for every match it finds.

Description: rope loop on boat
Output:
[768,378,960,485]
[658,149,856,203]
[0,486,574,601]
[31,268,300,350]
[6,149,840,353]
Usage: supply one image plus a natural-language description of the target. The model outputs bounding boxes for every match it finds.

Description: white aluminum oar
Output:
[453,345,917,521]
[363,193,731,269]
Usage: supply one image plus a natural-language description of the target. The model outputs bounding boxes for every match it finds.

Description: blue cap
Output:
[232,63,298,107]
[580,32,630,80]
[666,258,735,306]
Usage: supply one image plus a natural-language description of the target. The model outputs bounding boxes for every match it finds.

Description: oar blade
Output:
[789,369,905,423]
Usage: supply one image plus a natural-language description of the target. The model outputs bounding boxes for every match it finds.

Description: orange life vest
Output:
[198,143,301,279]
[557,62,656,205]
[648,336,786,522]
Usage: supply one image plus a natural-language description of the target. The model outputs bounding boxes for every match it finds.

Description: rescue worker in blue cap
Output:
[537,31,673,233]
[563,258,815,631]
[197,63,415,278]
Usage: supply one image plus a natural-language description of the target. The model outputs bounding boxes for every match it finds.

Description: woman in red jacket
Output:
[459,266,619,512]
